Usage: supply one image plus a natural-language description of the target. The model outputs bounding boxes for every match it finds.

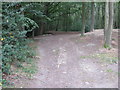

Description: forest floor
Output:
[9,29,118,88]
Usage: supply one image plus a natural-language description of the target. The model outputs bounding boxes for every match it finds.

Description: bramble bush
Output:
[1,2,39,74]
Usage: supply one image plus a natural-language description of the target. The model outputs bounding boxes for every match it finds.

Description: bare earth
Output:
[16,30,118,88]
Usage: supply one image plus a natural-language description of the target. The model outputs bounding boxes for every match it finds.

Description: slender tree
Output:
[81,3,86,36]
[40,22,44,35]
[90,2,95,32]
[104,1,109,41]
[56,19,59,31]
[104,2,114,48]
[118,2,120,28]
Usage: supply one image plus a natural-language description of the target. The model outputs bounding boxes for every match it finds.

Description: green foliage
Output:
[19,2,119,34]
[2,2,38,74]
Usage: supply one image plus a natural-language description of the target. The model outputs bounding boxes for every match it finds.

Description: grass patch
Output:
[21,59,37,79]
[95,53,117,64]
[2,57,38,88]
[106,69,113,73]
[80,53,118,64]
[80,55,96,59]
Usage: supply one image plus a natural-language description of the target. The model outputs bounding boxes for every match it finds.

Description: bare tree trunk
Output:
[90,2,95,32]
[97,5,100,29]
[40,22,44,35]
[56,19,59,31]
[81,3,86,36]
[118,2,120,29]
[104,1,109,41]
[104,2,114,48]
[102,3,105,28]
[32,30,35,39]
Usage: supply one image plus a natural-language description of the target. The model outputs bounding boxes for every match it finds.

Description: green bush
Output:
[1,2,38,74]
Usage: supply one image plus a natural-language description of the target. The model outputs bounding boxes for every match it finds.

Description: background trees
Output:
[22,2,119,36]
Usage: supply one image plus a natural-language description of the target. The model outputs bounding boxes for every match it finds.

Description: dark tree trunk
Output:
[56,19,59,31]
[118,2,120,28]
[32,30,35,39]
[90,2,95,32]
[102,3,105,28]
[81,3,86,36]
[40,22,44,35]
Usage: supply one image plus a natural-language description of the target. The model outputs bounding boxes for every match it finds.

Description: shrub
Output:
[1,2,38,74]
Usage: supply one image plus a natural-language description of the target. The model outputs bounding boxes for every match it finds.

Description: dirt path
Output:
[21,30,118,88]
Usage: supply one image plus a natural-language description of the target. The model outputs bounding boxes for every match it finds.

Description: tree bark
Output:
[56,19,59,31]
[81,3,86,36]
[118,2,120,28]
[102,3,105,29]
[104,2,114,48]
[90,2,95,32]
[32,30,35,39]
[104,1,109,41]
[40,22,44,35]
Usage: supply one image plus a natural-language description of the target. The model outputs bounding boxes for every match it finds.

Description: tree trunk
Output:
[32,30,35,39]
[81,3,86,36]
[90,2,95,32]
[118,2,120,28]
[104,1,109,41]
[56,19,59,31]
[97,5,100,29]
[102,3,105,29]
[40,3,49,34]
[44,3,48,33]
[40,22,44,35]
[104,2,114,48]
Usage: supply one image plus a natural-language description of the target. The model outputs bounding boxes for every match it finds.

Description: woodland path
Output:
[20,30,118,88]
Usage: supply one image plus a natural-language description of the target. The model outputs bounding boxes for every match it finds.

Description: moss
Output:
[104,44,111,50]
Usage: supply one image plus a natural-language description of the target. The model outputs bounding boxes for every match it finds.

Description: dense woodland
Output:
[25,2,119,35]
[1,2,119,87]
